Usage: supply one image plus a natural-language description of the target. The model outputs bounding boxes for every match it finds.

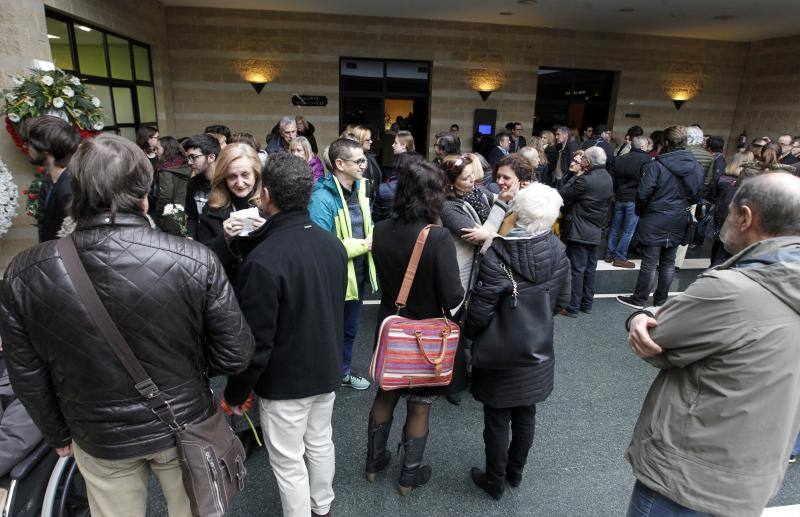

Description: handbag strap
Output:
[56,237,181,431]
[395,224,435,310]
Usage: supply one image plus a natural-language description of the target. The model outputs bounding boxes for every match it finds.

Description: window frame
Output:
[44,9,157,137]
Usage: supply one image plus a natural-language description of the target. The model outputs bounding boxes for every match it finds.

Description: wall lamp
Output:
[470,69,505,102]
[239,60,277,95]
[665,80,699,111]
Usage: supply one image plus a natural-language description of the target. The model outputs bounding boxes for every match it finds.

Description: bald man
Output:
[623,172,800,516]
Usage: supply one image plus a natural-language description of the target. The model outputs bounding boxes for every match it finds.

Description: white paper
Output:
[229,207,259,236]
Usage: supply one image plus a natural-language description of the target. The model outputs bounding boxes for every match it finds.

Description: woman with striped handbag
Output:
[365,159,465,496]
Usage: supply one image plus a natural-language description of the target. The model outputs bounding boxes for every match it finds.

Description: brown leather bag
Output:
[58,236,246,517]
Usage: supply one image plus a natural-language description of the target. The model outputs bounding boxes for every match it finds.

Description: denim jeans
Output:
[793,431,800,456]
[342,283,365,377]
[631,245,678,305]
[566,242,599,313]
[627,480,714,517]
[606,201,639,261]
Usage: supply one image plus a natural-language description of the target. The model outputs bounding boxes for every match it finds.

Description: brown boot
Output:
[613,259,635,269]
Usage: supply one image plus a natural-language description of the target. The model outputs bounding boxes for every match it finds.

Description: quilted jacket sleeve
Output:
[465,247,511,339]
[0,277,71,449]
[224,260,279,406]
[202,252,254,376]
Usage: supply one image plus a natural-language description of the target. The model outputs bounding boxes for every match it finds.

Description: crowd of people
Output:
[0,113,798,517]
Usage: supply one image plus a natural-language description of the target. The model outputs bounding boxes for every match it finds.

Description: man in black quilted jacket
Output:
[0,134,254,517]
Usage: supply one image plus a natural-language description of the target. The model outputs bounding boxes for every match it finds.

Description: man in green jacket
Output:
[309,138,378,390]
[625,172,800,517]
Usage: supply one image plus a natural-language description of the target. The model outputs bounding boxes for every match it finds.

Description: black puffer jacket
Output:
[559,166,614,245]
[635,149,704,247]
[613,148,651,202]
[0,213,254,460]
[466,229,570,408]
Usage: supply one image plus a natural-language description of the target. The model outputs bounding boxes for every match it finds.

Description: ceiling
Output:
[161,0,800,42]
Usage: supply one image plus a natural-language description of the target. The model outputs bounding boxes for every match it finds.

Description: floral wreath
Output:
[0,156,19,239]
[2,67,104,220]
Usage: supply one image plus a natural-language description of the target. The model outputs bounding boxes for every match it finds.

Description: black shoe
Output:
[580,307,592,314]
[557,308,578,318]
[470,467,503,500]
[616,295,644,309]
[398,434,432,496]
[365,416,392,482]
[506,470,522,488]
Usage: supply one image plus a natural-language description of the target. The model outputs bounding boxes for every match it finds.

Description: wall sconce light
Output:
[470,69,506,102]
[238,60,277,95]
[667,87,694,110]
[664,71,701,111]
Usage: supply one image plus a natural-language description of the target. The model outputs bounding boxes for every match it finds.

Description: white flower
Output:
[8,113,20,123]
[162,204,185,216]
[69,76,81,85]
[52,97,64,108]
[62,86,74,98]
[41,75,54,86]
[24,97,35,106]
[91,96,101,107]
[4,93,16,102]
[92,122,104,131]
[11,75,23,86]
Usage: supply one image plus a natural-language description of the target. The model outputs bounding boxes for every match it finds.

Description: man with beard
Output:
[20,116,81,242]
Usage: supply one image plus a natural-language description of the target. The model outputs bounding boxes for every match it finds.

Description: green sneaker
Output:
[341,374,371,390]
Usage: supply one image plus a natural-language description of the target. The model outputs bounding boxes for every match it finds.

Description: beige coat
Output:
[627,236,800,517]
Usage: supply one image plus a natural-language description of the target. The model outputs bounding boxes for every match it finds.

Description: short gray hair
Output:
[279,116,295,129]
[687,125,704,146]
[513,182,563,234]
[584,146,607,166]
[69,134,152,223]
[632,135,648,150]
[733,172,800,236]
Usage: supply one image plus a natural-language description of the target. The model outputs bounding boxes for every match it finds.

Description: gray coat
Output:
[0,355,42,477]
[627,236,800,517]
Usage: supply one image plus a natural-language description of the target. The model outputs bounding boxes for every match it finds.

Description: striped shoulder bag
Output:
[369,224,460,390]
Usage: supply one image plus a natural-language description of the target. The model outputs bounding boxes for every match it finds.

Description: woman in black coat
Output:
[366,160,465,495]
[197,142,266,284]
[466,182,571,500]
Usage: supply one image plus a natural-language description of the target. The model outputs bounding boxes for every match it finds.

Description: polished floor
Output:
[144,260,800,516]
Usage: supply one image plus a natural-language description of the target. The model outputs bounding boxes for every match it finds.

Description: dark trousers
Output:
[483,404,536,488]
[566,242,599,313]
[342,283,365,377]
[632,245,678,305]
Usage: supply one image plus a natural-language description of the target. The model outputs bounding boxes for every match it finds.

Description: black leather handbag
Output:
[470,263,554,369]
[58,236,246,517]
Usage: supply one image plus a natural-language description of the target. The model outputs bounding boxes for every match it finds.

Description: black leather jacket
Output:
[0,213,254,459]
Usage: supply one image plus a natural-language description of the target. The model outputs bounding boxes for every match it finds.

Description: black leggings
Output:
[370,389,431,439]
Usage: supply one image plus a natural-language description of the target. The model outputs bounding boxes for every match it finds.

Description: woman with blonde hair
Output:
[197,142,266,281]
[351,125,383,208]
[539,130,559,186]
[290,136,325,183]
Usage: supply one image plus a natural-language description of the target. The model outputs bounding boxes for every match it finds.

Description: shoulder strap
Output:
[395,224,435,310]
[56,237,180,431]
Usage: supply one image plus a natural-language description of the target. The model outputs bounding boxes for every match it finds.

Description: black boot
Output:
[470,467,504,500]
[365,417,392,482]
[398,434,432,496]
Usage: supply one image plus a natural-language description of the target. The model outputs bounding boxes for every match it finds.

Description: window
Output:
[45,10,157,140]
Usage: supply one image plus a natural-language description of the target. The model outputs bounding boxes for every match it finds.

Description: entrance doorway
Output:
[340,58,430,167]
[533,67,616,136]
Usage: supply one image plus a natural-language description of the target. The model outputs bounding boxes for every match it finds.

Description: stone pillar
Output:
[0,0,50,269]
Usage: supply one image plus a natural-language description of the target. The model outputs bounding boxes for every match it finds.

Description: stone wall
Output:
[730,35,800,144]
[165,8,748,156]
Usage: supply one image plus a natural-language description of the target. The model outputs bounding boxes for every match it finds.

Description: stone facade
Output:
[0,1,797,269]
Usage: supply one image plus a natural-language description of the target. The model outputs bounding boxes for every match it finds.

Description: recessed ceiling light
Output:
[517,0,537,5]
[712,15,735,20]
[47,34,60,39]
[76,25,92,32]
[670,11,680,18]
[499,12,513,15]
[619,8,635,13]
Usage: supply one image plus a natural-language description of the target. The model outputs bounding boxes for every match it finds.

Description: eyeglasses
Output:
[343,157,367,166]
[571,159,583,165]
[186,153,206,162]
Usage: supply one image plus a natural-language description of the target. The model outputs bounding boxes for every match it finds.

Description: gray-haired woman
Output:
[465,182,571,500]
